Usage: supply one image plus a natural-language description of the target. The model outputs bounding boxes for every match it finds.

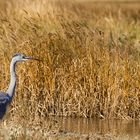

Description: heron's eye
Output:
[22,56,25,59]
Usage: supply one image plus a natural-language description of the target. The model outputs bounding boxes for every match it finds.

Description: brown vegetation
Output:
[0,0,140,121]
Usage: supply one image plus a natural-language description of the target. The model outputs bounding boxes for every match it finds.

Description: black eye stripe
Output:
[13,53,20,57]
[13,53,26,58]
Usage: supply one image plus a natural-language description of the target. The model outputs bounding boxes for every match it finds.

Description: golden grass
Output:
[0,0,140,120]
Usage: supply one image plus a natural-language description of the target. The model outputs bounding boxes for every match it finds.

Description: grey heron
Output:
[0,53,39,119]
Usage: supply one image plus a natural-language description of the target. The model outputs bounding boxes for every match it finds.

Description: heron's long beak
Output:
[24,56,41,61]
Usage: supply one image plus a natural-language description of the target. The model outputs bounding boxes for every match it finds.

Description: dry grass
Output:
[0,0,139,122]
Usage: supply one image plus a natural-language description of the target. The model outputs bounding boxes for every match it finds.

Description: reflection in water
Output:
[58,117,140,139]
[0,117,139,140]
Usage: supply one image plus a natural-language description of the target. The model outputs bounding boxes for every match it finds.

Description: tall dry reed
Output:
[0,0,139,120]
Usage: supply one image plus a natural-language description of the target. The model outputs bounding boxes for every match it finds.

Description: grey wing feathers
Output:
[0,92,11,119]
[0,92,10,104]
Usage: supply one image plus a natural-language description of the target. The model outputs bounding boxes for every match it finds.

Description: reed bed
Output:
[0,0,139,121]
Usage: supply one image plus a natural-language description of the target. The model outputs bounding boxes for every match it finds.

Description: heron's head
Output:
[12,53,40,62]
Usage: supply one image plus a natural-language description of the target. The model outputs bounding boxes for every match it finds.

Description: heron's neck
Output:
[6,59,17,98]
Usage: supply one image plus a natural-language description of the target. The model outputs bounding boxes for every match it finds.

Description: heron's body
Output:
[0,93,11,119]
[0,53,39,119]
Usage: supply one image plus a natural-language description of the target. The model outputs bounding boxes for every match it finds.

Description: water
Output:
[52,117,140,140]
[60,118,140,134]
[0,117,140,140]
